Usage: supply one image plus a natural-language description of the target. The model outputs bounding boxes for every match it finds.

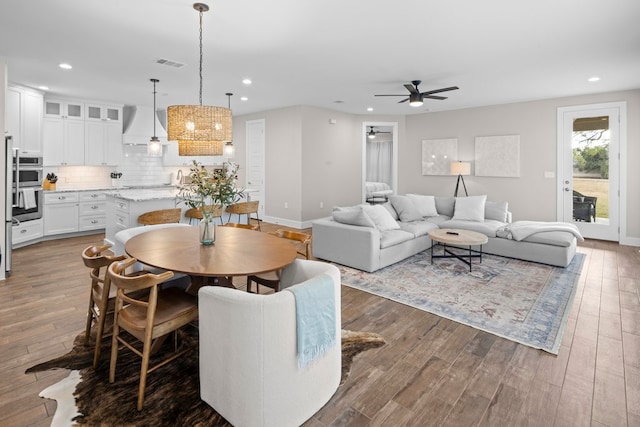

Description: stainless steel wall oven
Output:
[11,152,44,222]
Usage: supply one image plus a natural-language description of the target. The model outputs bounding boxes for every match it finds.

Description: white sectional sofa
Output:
[312,194,581,272]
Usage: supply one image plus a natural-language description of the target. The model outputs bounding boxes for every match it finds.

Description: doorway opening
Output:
[362,122,398,204]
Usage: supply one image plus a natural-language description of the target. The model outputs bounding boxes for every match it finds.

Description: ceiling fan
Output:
[367,126,391,139]
[375,80,459,107]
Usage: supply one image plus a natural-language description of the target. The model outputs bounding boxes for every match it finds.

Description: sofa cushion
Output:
[424,214,452,226]
[362,204,400,231]
[435,196,455,217]
[389,195,422,222]
[452,195,487,222]
[379,229,415,249]
[440,219,505,237]
[521,231,575,247]
[399,220,440,237]
[485,201,509,222]
[407,194,438,217]
[332,206,375,227]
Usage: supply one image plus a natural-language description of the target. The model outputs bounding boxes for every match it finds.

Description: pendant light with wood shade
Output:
[167,3,232,156]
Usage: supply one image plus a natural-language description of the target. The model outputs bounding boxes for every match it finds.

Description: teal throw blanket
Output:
[287,274,336,368]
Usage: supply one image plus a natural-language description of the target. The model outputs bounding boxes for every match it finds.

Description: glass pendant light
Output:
[147,78,163,156]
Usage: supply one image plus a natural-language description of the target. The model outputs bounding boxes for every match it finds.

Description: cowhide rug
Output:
[27,328,385,426]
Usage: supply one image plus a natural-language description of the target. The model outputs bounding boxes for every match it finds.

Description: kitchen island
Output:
[104,187,181,246]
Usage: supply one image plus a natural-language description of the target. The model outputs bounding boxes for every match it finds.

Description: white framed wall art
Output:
[421,138,458,175]
[475,135,521,177]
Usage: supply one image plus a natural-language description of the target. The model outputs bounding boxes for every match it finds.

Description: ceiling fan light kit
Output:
[167,2,232,156]
[409,93,423,107]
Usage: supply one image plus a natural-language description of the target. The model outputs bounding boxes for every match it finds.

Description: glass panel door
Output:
[559,105,620,241]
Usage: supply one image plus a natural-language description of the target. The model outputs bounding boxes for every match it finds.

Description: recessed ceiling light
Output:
[59,63,72,70]
[242,78,252,85]
[367,107,373,112]
[240,96,248,101]
[38,86,49,91]
[588,76,600,82]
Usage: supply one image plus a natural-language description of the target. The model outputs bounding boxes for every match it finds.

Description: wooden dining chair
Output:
[82,244,126,369]
[246,229,312,293]
[225,201,260,230]
[108,257,198,411]
[137,208,182,225]
[184,205,223,225]
[220,222,260,231]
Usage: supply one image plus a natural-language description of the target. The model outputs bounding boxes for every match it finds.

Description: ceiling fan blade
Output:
[424,95,447,100]
[404,84,419,94]
[398,98,409,103]
[420,86,459,96]
[375,94,407,97]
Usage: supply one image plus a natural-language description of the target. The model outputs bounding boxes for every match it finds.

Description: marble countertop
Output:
[104,188,180,202]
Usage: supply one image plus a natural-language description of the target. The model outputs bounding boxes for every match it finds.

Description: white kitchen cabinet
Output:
[43,118,85,166]
[85,103,122,123]
[12,219,44,248]
[44,192,80,235]
[6,85,44,155]
[44,99,84,120]
[162,142,223,166]
[44,191,106,235]
[78,191,107,231]
[104,194,179,245]
[85,120,123,166]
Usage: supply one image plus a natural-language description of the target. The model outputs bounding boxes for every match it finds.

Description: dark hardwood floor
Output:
[0,225,638,426]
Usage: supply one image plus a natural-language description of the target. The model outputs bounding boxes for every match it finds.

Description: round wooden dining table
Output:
[125,226,297,287]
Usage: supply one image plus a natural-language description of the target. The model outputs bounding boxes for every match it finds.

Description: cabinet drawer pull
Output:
[58,196,66,200]
[91,205,98,209]
[91,220,99,224]
[91,194,98,198]
[21,229,27,234]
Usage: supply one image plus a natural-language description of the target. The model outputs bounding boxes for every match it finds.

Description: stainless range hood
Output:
[122,105,167,145]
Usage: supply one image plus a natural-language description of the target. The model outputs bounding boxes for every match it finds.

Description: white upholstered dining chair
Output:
[198,259,342,427]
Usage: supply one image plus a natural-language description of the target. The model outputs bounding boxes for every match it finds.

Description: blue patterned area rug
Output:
[339,251,585,354]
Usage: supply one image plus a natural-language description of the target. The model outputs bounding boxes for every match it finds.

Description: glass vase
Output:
[199,215,216,245]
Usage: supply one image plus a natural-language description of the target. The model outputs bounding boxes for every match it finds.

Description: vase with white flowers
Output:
[178,161,245,245]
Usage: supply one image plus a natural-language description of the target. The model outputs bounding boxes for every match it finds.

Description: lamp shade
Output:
[450,161,471,176]
[167,105,232,156]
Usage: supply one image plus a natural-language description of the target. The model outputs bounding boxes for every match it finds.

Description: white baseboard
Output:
[262,215,330,230]
[621,235,640,247]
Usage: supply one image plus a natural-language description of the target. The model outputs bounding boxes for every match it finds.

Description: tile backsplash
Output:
[44,145,184,189]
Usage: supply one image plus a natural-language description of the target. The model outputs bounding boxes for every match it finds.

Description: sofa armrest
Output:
[312,218,380,272]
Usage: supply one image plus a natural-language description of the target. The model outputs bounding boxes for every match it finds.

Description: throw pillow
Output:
[407,194,438,217]
[485,200,509,222]
[381,202,399,220]
[452,195,487,222]
[332,206,375,227]
[389,195,422,222]
[435,196,455,217]
[363,204,400,231]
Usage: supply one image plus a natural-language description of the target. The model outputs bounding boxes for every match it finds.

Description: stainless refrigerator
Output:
[4,136,15,274]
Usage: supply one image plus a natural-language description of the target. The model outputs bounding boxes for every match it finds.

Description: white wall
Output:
[404,89,640,239]
[1,60,7,280]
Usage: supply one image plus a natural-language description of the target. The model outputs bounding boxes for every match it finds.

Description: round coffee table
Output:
[428,228,489,272]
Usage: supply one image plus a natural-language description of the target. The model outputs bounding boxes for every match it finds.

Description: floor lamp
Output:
[451,161,471,197]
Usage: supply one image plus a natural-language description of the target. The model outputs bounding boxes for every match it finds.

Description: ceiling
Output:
[1,0,639,117]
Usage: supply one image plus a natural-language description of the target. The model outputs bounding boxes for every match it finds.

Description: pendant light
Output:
[167,2,232,156]
[147,78,163,156]
[223,92,235,158]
